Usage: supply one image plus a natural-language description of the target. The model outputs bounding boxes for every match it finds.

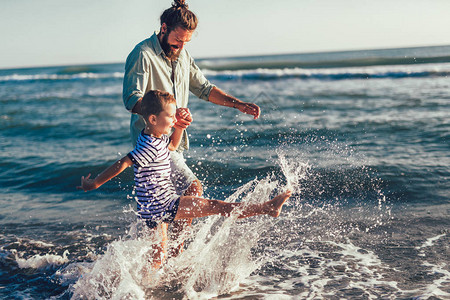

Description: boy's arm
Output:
[78,156,133,192]
[169,108,191,151]
[168,127,184,151]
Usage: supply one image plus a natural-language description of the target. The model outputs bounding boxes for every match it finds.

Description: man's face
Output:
[160,25,193,60]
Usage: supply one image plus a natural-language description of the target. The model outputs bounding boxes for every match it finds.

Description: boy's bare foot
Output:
[266,190,292,217]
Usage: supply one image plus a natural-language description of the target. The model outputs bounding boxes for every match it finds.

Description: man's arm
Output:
[77,156,133,192]
[208,87,261,119]
[187,55,260,119]
[123,48,149,115]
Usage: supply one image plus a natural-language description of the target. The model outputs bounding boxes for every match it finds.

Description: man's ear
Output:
[148,114,158,125]
[161,23,168,35]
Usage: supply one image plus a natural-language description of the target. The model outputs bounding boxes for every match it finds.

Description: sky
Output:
[1,0,450,69]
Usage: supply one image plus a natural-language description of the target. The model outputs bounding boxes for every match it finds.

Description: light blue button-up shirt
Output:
[123,32,215,150]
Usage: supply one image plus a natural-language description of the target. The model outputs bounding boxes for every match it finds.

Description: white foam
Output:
[416,233,446,250]
[243,241,403,299]
[15,250,69,270]
[202,62,450,80]
[0,72,123,82]
[419,262,450,298]
[15,237,55,248]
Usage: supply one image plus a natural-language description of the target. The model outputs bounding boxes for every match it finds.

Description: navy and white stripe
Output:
[127,132,179,222]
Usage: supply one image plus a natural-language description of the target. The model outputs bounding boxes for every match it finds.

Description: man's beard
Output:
[160,32,181,61]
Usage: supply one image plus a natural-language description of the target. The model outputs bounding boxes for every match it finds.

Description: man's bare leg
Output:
[168,179,203,257]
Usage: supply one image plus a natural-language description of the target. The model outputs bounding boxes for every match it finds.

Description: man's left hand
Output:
[236,102,261,119]
[174,108,192,129]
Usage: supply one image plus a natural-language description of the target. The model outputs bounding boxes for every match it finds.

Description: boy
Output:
[78,90,291,268]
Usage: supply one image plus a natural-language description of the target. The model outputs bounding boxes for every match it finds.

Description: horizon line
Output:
[1,43,449,71]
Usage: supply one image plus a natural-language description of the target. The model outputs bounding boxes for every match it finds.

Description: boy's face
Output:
[153,102,177,136]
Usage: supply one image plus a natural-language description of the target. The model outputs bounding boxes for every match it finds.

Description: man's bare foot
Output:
[266,190,292,217]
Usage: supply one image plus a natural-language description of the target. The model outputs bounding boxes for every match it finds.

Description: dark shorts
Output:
[142,197,181,229]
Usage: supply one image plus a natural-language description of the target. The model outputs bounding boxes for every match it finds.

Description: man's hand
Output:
[235,102,260,119]
[174,108,192,129]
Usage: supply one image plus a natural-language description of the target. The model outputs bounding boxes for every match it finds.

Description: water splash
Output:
[64,152,305,298]
[65,148,400,299]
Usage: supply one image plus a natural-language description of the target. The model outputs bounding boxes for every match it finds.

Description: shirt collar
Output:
[150,31,164,57]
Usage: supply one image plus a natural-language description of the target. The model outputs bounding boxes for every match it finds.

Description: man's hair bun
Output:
[173,0,188,9]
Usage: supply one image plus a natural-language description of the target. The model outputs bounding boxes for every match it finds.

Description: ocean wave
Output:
[2,62,450,84]
[0,72,124,82]
[202,63,450,81]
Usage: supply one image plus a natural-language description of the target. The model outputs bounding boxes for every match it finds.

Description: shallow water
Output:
[1,46,449,299]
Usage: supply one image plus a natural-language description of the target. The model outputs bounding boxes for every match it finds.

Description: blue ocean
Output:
[1,45,449,299]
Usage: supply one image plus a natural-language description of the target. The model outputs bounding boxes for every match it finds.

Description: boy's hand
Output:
[174,108,192,129]
[77,174,97,192]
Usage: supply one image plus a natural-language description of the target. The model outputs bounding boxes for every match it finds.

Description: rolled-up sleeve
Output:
[188,56,215,101]
[123,48,150,112]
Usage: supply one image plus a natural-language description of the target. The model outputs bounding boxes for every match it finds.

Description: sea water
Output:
[0,46,449,299]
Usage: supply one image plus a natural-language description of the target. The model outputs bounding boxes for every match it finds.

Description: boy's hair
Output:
[140,90,176,120]
[160,0,198,32]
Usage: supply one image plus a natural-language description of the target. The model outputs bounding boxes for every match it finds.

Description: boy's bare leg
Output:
[174,190,292,220]
[169,179,203,257]
[146,223,168,270]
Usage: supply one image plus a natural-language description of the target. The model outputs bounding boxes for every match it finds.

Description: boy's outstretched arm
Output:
[77,156,133,192]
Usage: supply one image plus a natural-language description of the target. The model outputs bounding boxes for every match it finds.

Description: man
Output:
[122,0,260,256]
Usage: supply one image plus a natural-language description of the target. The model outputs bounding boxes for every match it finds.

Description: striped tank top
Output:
[127,132,179,222]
